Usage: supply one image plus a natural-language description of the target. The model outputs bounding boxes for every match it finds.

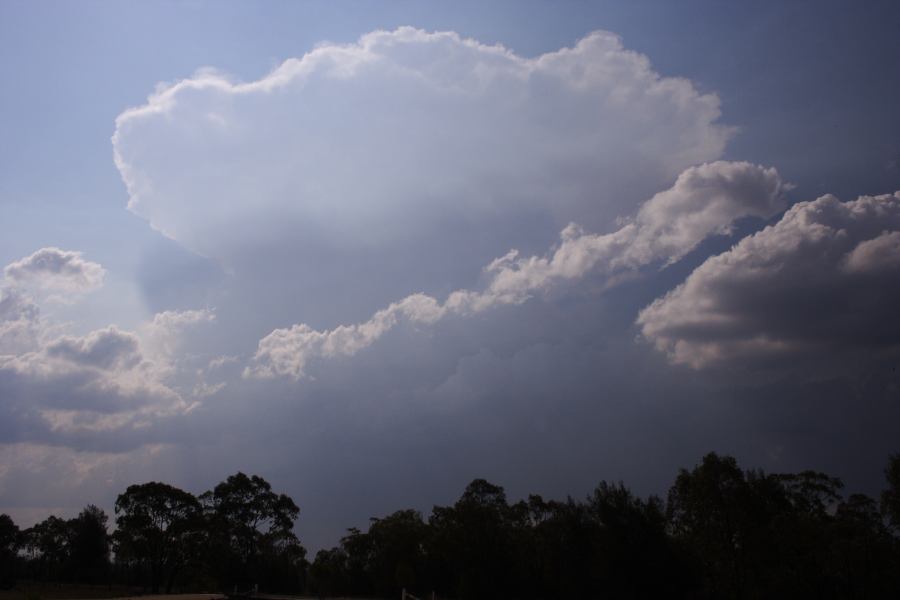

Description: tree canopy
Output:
[2,452,900,598]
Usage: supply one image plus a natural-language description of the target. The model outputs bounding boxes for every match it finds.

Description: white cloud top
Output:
[113,27,731,261]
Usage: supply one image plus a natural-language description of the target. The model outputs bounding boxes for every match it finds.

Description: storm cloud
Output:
[3,12,900,555]
[248,160,786,380]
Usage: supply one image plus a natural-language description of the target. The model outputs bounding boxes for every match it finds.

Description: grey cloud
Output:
[624,161,788,266]
[638,191,900,369]
[143,308,216,360]
[45,327,142,371]
[0,289,40,355]
[144,284,900,552]
[4,247,105,294]
[248,161,785,379]
[0,315,206,447]
[842,230,900,274]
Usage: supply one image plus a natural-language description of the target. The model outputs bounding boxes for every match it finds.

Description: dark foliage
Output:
[0,513,18,589]
[113,481,202,593]
[4,452,900,598]
[200,472,305,591]
[310,453,900,599]
[15,507,110,586]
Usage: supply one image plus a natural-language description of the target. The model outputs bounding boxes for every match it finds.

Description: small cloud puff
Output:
[4,248,105,295]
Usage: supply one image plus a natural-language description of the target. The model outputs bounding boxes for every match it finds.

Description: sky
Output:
[1,0,900,551]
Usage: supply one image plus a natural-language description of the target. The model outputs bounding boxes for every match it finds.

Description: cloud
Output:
[842,230,900,274]
[114,28,730,256]
[0,325,182,417]
[4,248,105,295]
[147,308,215,333]
[637,191,900,369]
[45,327,142,371]
[0,246,215,449]
[248,161,786,379]
[0,289,41,355]
[0,310,216,447]
[1,251,188,434]
[143,308,216,358]
[113,27,734,335]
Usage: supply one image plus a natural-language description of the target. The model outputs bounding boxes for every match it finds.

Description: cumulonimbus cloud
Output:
[4,247,105,295]
[247,161,786,379]
[637,191,900,369]
[112,27,732,261]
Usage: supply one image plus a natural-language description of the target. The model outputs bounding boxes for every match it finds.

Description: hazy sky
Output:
[2,0,900,551]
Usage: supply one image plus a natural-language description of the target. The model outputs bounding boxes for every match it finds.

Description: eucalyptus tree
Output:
[67,505,110,582]
[113,481,201,593]
[22,515,70,581]
[0,514,18,588]
[201,472,302,588]
[882,453,900,532]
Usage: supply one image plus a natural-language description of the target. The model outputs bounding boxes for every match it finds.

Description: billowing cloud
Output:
[113,27,733,334]
[637,191,900,369]
[1,250,183,432]
[248,161,786,379]
[147,308,216,334]
[143,308,216,358]
[0,309,216,447]
[45,327,142,371]
[0,325,183,422]
[4,247,105,295]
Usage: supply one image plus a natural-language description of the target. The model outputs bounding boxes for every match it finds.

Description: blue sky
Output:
[1,0,899,550]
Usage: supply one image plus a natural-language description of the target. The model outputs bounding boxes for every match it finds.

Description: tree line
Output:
[0,472,304,593]
[2,452,900,598]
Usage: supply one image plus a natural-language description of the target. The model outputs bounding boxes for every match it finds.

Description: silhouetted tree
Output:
[337,527,374,594]
[829,493,898,598]
[113,481,201,593]
[4,452,900,596]
[68,504,110,583]
[201,472,302,589]
[428,479,520,599]
[309,547,349,597]
[0,514,18,589]
[882,453,900,533]
[22,515,70,582]
[667,453,758,598]
[524,495,603,598]
[589,481,688,597]
[336,509,428,597]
